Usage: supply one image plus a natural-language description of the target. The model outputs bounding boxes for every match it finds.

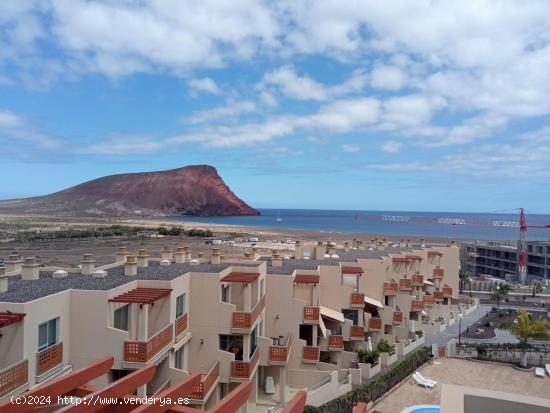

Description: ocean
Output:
[169,209,550,241]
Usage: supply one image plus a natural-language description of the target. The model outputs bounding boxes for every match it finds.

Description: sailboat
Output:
[276,211,283,222]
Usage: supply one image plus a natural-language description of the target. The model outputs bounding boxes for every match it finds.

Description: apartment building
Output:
[461,240,550,282]
[0,239,460,411]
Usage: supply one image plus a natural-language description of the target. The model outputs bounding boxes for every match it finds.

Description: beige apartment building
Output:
[0,239,460,411]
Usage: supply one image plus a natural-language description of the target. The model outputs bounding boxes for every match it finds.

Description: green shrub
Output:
[415,330,424,338]
[357,349,379,364]
[376,338,395,353]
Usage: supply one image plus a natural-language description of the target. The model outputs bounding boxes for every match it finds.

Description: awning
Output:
[220,272,260,283]
[423,280,434,286]
[341,266,363,274]
[320,306,345,323]
[109,288,172,305]
[318,317,327,339]
[294,274,320,284]
[364,296,384,309]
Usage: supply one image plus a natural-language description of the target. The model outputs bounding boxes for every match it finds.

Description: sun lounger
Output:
[545,364,550,376]
[412,372,437,389]
[416,372,438,386]
[535,368,545,378]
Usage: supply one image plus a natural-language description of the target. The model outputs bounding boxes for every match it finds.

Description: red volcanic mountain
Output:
[0,165,259,217]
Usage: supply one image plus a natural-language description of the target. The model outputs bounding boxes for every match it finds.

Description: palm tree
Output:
[492,283,511,308]
[459,271,470,294]
[531,280,544,297]
[506,308,549,367]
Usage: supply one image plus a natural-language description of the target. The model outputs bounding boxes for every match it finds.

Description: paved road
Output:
[425,306,491,346]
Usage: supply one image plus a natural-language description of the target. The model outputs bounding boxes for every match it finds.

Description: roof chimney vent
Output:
[81,254,95,276]
[0,267,7,293]
[116,246,128,263]
[137,248,149,268]
[162,246,174,262]
[211,248,221,264]
[21,257,40,280]
[5,252,23,273]
[125,256,138,276]
[175,246,186,264]
[271,252,283,267]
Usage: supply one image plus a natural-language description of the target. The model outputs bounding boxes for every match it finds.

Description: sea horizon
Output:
[170,208,550,241]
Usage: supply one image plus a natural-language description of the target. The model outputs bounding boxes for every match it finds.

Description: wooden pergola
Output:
[0,311,26,328]
[108,288,173,305]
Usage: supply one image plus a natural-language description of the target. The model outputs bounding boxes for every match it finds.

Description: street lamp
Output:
[458,312,463,347]
[496,284,501,309]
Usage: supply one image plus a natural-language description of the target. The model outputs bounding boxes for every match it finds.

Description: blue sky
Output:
[1,1,550,213]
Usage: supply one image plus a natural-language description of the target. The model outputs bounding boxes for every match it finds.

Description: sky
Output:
[1,0,550,213]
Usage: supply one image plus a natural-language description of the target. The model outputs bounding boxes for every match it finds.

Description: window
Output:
[221,284,230,303]
[260,279,265,297]
[175,346,184,369]
[250,327,258,356]
[114,305,129,331]
[38,318,58,351]
[176,293,186,318]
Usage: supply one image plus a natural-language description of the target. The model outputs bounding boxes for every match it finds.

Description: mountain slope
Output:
[0,165,259,217]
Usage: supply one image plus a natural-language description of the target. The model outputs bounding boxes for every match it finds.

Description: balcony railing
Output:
[231,347,259,378]
[412,274,424,286]
[368,317,382,330]
[303,306,320,322]
[434,291,444,301]
[36,342,63,376]
[328,335,344,349]
[188,361,220,400]
[124,323,173,363]
[350,292,365,307]
[175,313,188,338]
[383,282,398,296]
[433,268,444,279]
[393,312,403,324]
[423,294,434,306]
[443,287,453,297]
[0,359,28,398]
[350,326,365,339]
[233,295,265,329]
[399,278,412,291]
[411,300,424,311]
[269,335,292,363]
[303,346,320,362]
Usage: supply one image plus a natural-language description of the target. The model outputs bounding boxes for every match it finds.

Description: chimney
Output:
[137,248,149,268]
[197,252,205,261]
[80,254,95,276]
[327,243,336,255]
[357,241,365,251]
[0,267,7,293]
[406,239,411,247]
[315,241,325,260]
[294,240,303,259]
[21,257,40,280]
[344,242,350,252]
[116,246,128,263]
[420,238,425,246]
[175,246,186,264]
[125,255,138,276]
[184,247,192,261]
[5,252,23,273]
[271,252,283,267]
[400,239,405,248]
[377,241,384,251]
[211,248,221,264]
[162,246,174,262]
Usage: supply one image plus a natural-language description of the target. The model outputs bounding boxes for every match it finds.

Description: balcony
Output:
[350,292,365,308]
[423,294,435,306]
[328,335,344,350]
[399,278,412,291]
[303,306,320,323]
[368,317,382,331]
[383,282,398,296]
[412,274,424,286]
[411,300,424,311]
[188,361,220,401]
[231,347,259,379]
[36,342,63,376]
[233,296,265,330]
[434,291,444,302]
[0,359,28,398]
[269,335,292,364]
[433,268,444,279]
[175,313,188,338]
[393,312,403,324]
[124,324,173,363]
[443,287,453,298]
[303,346,320,363]
[350,326,365,340]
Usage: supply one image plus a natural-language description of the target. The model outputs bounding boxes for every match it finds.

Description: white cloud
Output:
[187,77,221,95]
[0,109,62,149]
[381,140,402,154]
[260,66,367,101]
[367,162,431,172]
[342,144,360,153]
[184,100,257,124]
[370,65,407,90]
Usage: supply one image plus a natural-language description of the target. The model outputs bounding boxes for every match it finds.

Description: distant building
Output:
[460,240,550,282]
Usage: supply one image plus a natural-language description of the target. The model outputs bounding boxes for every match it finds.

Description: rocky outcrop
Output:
[0,165,259,217]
